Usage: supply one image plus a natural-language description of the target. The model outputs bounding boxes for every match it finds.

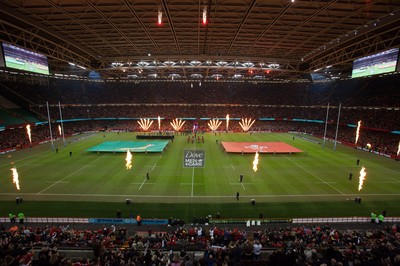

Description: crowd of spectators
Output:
[1,117,399,156]
[1,74,399,155]
[31,104,398,131]
[1,73,399,107]
[1,222,400,265]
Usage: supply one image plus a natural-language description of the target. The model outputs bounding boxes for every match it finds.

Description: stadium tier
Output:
[1,1,400,265]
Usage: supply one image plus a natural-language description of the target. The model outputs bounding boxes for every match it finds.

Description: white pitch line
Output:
[138,154,163,190]
[0,149,52,168]
[151,162,158,171]
[36,155,105,195]
[46,181,69,183]
[138,178,148,190]
[241,183,245,190]
[231,164,236,172]
[284,156,345,195]
[131,182,154,185]
[21,164,44,167]
[229,182,254,185]
[367,160,400,175]
[3,192,400,198]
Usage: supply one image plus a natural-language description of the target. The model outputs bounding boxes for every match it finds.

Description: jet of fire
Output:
[358,166,367,191]
[11,167,20,190]
[226,114,230,131]
[252,151,259,172]
[170,118,185,131]
[239,118,256,132]
[355,120,361,144]
[58,125,62,136]
[26,124,32,143]
[208,119,222,132]
[125,150,132,170]
[158,116,161,131]
[397,141,400,156]
[137,118,154,131]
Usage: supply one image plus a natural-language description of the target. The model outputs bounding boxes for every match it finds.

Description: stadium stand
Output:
[1,221,400,265]
[1,74,399,264]
[1,74,399,157]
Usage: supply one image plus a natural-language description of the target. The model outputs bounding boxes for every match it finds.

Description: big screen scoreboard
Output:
[0,44,4,67]
[1,42,49,75]
[351,48,399,78]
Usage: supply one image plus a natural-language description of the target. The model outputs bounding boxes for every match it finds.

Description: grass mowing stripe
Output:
[191,140,197,197]
[139,153,163,190]
[283,155,345,195]
[0,149,51,168]
[36,155,105,194]
[191,166,195,197]
[3,192,400,198]
[1,132,399,220]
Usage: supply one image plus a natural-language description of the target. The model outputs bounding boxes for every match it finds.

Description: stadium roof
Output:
[0,0,399,81]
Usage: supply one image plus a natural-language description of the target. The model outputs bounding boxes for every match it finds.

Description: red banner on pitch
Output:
[221,142,302,154]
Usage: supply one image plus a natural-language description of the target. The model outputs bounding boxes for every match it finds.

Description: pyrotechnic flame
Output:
[58,125,62,136]
[239,118,256,132]
[252,151,259,172]
[125,150,132,170]
[137,118,154,131]
[26,124,32,143]
[397,141,400,156]
[158,116,161,131]
[358,166,367,191]
[207,119,222,132]
[170,118,185,131]
[226,114,230,131]
[355,120,361,144]
[157,8,162,25]
[11,167,20,190]
[202,6,207,24]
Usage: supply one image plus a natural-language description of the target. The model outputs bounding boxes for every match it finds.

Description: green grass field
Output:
[1,132,399,221]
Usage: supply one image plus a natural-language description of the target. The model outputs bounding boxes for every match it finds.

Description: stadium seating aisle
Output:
[1,222,400,265]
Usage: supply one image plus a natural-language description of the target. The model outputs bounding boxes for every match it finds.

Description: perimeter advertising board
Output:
[183,150,205,168]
